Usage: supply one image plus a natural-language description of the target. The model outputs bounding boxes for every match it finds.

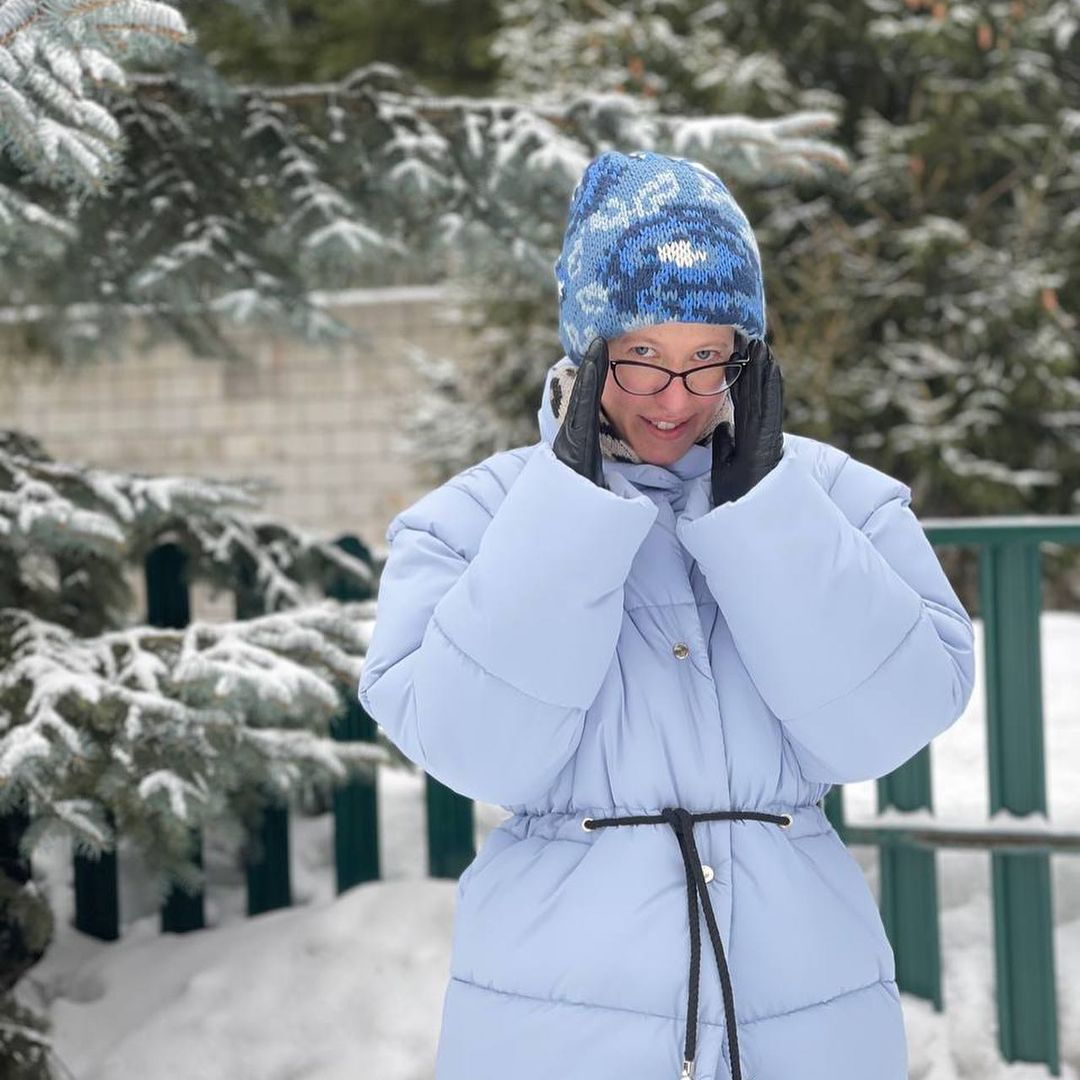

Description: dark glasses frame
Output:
[607,334,757,397]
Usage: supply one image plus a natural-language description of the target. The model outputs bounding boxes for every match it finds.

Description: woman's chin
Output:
[638,445,687,466]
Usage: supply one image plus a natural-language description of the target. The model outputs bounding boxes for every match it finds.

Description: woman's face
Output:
[601,321,737,467]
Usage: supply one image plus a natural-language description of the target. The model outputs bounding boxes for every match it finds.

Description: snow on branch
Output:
[0,430,374,621]
[0,599,386,869]
[0,0,190,193]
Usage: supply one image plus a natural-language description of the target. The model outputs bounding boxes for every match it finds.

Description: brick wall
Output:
[1,285,477,618]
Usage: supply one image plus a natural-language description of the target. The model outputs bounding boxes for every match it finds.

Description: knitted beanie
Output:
[554,149,766,364]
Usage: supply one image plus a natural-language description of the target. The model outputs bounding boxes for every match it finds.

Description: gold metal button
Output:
[672,642,690,659]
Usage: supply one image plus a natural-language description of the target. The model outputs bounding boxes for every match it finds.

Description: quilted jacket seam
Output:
[447,973,717,1029]
[857,487,913,531]
[443,477,497,522]
[387,521,471,563]
[477,463,511,498]
[922,594,973,631]
[430,611,573,712]
[439,448,532,527]
[825,448,853,495]
[784,606,924,722]
[740,974,890,1027]
[625,599,704,612]
[448,971,890,1029]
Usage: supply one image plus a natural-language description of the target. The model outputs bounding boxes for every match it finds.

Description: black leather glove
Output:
[552,336,609,490]
[710,338,785,508]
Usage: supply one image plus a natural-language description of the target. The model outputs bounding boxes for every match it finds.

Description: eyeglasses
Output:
[608,337,755,397]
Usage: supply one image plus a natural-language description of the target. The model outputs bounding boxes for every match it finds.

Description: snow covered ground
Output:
[18,613,1080,1080]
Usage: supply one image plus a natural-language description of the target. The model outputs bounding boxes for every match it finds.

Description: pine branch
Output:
[0,599,388,872]
[0,430,375,633]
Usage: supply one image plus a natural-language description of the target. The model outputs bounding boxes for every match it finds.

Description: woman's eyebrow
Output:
[627,336,732,349]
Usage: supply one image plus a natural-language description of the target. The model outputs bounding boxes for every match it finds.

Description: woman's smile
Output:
[639,414,694,439]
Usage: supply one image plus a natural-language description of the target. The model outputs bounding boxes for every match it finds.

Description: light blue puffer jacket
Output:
[357,356,976,1080]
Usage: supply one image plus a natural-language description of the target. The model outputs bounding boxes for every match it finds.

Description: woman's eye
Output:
[630,345,652,357]
[695,349,716,361]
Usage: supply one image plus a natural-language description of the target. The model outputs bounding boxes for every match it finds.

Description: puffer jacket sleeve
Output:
[357,442,659,806]
[676,439,976,785]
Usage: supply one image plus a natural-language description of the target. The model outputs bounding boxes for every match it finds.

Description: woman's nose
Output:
[655,377,696,412]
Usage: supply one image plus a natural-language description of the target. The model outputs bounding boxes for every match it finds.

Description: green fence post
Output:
[426,777,475,881]
[236,561,292,915]
[981,538,1059,1075]
[245,796,292,916]
[148,541,206,933]
[333,695,381,892]
[73,806,120,941]
[0,795,46,981]
[330,535,381,894]
[160,828,205,934]
[878,749,943,1010]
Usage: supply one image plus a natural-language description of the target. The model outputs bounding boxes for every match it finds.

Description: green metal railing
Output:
[826,516,1080,1077]
[60,516,1079,1074]
[67,534,386,941]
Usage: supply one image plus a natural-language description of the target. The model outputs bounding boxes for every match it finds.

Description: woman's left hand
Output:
[710,338,785,508]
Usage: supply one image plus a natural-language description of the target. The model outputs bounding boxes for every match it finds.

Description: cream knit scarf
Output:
[548,356,733,464]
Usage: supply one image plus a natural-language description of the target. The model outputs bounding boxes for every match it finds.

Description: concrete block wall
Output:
[0,285,477,620]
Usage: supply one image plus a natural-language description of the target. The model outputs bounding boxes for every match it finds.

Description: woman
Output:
[357,150,976,1080]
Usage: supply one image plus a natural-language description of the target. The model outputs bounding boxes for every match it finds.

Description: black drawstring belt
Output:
[582,806,793,1080]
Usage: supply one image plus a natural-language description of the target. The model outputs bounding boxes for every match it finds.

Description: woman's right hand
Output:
[552,336,609,490]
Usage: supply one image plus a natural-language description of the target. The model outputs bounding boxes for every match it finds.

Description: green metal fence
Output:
[63,516,1079,1074]
[68,535,386,940]
[826,516,1080,1077]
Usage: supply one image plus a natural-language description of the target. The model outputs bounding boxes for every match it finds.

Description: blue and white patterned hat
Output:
[554,149,767,364]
